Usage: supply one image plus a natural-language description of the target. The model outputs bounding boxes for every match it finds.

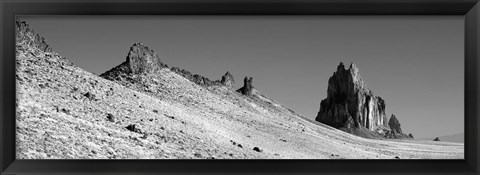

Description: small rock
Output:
[126,124,142,133]
[60,108,70,115]
[395,156,400,159]
[106,113,115,122]
[165,115,175,119]
[84,92,95,101]
[433,137,440,141]
[253,147,262,152]
[140,133,148,139]
[153,110,158,113]
[408,133,414,139]
[237,144,243,148]
[194,153,202,158]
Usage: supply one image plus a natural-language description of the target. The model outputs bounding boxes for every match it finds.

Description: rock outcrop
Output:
[316,62,387,131]
[388,114,403,134]
[126,43,163,74]
[16,21,53,52]
[408,133,414,139]
[170,67,235,88]
[220,71,235,89]
[100,43,164,80]
[237,77,253,95]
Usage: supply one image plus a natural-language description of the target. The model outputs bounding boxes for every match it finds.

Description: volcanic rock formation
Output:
[237,77,253,95]
[388,114,403,134]
[316,62,387,131]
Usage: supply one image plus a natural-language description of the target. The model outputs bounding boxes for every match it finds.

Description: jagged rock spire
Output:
[237,76,253,95]
[220,71,235,89]
[316,62,387,131]
[126,43,162,74]
[388,114,403,134]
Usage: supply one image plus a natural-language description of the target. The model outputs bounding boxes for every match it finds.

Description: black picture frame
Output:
[1,0,479,175]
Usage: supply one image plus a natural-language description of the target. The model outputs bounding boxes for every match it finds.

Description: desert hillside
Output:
[15,21,463,159]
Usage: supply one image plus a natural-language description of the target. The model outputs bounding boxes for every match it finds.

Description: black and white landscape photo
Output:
[15,16,464,159]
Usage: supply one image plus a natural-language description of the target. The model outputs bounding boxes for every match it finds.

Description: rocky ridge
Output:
[101,43,238,90]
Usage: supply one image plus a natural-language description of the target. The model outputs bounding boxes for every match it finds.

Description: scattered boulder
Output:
[388,114,403,134]
[433,137,440,141]
[315,62,388,132]
[237,77,253,95]
[126,124,142,133]
[106,113,115,122]
[165,114,175,119]
[60,108,70,115]
[84,92,95,101]
[253,147,262,152]
[194,153,203,158]
[408,133,414,139]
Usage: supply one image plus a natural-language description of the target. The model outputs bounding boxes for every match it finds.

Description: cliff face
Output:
[316,62,387,132]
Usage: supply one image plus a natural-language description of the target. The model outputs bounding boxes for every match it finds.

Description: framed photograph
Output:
[1,0,479,174]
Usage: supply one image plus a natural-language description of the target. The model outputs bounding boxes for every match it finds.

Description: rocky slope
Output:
[16,21,463,159]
